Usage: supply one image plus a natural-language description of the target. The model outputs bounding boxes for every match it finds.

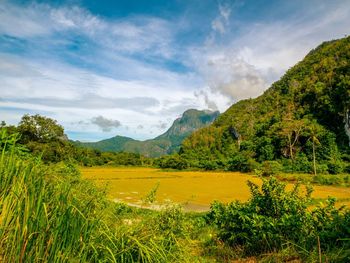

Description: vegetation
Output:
[0,116,152,167]
[208,178,350,261]
[176,36,350,174]
[1,129,349,261]
[0,131,193,262]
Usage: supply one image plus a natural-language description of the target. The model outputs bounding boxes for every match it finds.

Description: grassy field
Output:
[81,167,350,211]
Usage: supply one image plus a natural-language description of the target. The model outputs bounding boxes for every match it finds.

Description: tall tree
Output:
[18,114,64,143]
[277,119,306,160]
[306,121,323,176]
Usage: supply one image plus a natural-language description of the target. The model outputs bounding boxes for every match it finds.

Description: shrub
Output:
[327,160,344,174]
[261,160,283,176]
[293,153,312,173]
[201,160,219,170]
[156,154,189,170]
[314,174,342,186]
[316,163,329,174]
[208,177,350,257]
[227,154,259,172]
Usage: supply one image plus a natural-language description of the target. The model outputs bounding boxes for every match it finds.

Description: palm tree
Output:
[307,122,322,176]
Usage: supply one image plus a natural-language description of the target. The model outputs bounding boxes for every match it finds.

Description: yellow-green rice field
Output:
[81,167,350,211]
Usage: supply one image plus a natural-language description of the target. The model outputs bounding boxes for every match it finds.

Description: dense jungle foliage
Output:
[175,36,350,174]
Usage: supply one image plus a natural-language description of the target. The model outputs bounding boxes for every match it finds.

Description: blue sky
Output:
[0,0,349,141]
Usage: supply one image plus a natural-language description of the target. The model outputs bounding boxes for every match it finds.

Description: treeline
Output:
[1,114,152,167]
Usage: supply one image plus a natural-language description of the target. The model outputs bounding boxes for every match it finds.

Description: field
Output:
[81,167,350,211]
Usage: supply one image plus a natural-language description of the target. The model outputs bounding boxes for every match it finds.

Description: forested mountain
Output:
[75,109,219,157]
[178,36,350,173]
[74,135,135,153]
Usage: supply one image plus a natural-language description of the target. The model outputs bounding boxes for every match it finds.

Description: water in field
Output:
[81,167,350,211]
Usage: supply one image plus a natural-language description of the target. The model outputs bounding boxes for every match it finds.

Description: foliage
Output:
[18,114,65,143]
[208,177,350,259]
[227,153,259,172]
[0,133,191,262]
[260,160,283,176]
[1,120,153,166]
[154,154,189,170]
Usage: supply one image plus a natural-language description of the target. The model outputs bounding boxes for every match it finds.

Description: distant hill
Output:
[179,36,350,172]
[74,109,219,157]
[74,135,136,153]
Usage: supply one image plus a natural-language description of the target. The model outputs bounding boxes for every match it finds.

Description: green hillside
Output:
[76,109,219,157]
[74,135,135,152]
[179,36,350,173]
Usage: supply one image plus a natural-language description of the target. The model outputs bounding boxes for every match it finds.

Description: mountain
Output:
[74,135,135,153]
[75,109,219,157]
[179,36,350,172]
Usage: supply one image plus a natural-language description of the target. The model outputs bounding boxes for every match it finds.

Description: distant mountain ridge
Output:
[74,109,219,157]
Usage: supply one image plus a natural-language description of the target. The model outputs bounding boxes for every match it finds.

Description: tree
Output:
[277,119,307,160]
[18,114,64,143]
[306,121,323,176]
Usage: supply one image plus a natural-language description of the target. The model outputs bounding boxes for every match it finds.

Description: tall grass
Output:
[0,133,188,262]
[0,136,100,261]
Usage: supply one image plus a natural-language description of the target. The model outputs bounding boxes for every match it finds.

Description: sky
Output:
[0,0,349,141]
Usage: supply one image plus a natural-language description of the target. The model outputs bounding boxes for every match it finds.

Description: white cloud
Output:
[90,116,121,132]
[211,3,231,35]
[0,2,52,37]
[0,1,176,59]
[219,4,231,22]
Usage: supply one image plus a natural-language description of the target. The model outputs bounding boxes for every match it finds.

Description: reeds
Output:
[0,134,185,262]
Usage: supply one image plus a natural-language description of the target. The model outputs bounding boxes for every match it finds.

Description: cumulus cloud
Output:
[194,90,218,111]
[206,57,267,101]
[91,116,121,132]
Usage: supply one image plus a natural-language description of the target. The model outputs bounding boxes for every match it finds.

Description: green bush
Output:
[327,160,344,174]
[293,153,312,173]
[200,160,220,170]
[207,177,350,257]
[316,163,329,174]
[155,154,189,170]
[261,160,283,176]
[227,154,259,172]
[313,174,349,186]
